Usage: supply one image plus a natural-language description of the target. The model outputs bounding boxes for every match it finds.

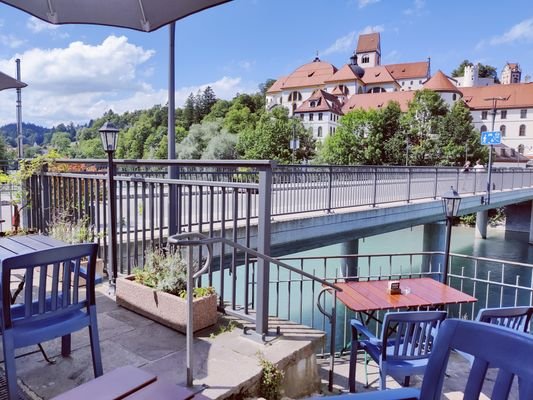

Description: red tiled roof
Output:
[385,62,429,80]
[325,64,363,83]
[361,66,396,85]
[280,59,338,90]
[342,91,415,113]
[460,83,533,110]
[356,33,380,53]
[266,76,288,94]
[423,70,461,94]
[294,90,344,114]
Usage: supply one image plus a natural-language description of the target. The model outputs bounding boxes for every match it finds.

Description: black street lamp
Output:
[99,122,119,294]
[441,187,461,284]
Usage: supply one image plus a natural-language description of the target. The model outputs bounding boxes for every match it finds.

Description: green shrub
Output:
[257,353,284,400]
[133,247,215,298]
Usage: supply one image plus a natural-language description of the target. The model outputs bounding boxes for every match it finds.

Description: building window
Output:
[480,125,487,133]
[292,103,297,113]
[318,113,323,121]
[362,55,369,63]
[410,80,413,85]
[519,144,525,154]
[288,91,302,102]
[452,94,457,101]
[501,148,507,157]
[317,127,322,137]
[511,148,516,157]
[401,82,405,86]
[310,101,316,107]
[300,114,304,120]
[521,109,527,118]
[519,124,526,136]
[481,111,488,119]
[501,110,507,119]
[419,80,422,84]
[309,113,314,121]
[500,125,506,136]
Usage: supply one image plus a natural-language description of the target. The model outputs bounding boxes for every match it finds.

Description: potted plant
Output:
[116,247,218,333]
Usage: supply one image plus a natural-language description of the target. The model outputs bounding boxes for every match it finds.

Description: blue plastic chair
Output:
[349,310,447,392]
[0,243,103,400]
[477,306,533,332]
[331,319,533,399]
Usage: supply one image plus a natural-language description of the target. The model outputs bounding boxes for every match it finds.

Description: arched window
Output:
[452,94,457,101]
[500,125,506,137]
[518,144,525,154]
[292,103,297,113]
[519,124,526,136]
[317,127,322,137]
[357,86,363,94]
[288,91,302,102]
[362,55,370,63]
[480,125,487,133]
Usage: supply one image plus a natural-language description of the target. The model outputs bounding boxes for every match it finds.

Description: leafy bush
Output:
[48,214,94,243]
[257,352,284,400]
[133,247,215,298]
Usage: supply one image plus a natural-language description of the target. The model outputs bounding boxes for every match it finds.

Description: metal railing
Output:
[169,232,342,389]
[23,160,533,338]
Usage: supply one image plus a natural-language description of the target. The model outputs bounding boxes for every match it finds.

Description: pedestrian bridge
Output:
[26,160,533,260]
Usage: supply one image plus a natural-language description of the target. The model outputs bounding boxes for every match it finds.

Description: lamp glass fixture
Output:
[99,122,119,153]
[441,187,461,218]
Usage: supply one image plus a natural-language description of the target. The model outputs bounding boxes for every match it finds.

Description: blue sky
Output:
[0,0,532,127]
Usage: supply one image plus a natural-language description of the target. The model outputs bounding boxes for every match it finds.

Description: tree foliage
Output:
[451,59,499,82]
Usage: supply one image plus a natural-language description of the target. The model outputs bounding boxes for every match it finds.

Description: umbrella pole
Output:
[16,59,22,159]
[168,22,178,236]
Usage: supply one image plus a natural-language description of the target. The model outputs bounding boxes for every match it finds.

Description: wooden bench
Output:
[52,366,204,400]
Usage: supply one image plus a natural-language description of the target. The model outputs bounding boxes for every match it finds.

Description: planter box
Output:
[116,275,218,333]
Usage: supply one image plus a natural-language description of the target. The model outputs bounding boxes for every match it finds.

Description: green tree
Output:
[259,79,277,96]
[402,89,448,166]
[237,107,313,163]
[438,101,487,166]
[50,132,72,155]
[176,121,223,159]
[182,93,196,129]
[199,86,217,119]
[223,103,256,134]
[203,99,231,122]
[201,132,239,160]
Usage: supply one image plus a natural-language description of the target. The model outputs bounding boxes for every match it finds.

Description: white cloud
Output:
[0,34,25,49]
[489,18,533,45]
[27,16,59,33]
[323,31,356,56]
[359,25,384,35]
[0,35,253,126]
[358,0,380,8]
[404,0,425,16]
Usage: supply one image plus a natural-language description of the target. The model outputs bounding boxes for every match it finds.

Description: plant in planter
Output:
[116,247,218,333]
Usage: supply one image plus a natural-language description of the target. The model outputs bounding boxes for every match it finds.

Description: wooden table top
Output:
[0,234,68,259]
[334,277,477,313]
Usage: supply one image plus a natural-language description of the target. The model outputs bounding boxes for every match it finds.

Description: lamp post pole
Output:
[484,96,506,205]
[16,58,23,159]
[441,187,461,284]
[99,122,119,295]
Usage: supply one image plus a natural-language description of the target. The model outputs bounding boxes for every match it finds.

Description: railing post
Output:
[256,163,273,336]
[433,167,438,199]
[327,166,333,212]
[406,167,412,203]
[40,164,50,232]
[372,167,378,207]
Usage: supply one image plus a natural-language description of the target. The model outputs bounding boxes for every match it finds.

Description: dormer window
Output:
[310,101,316,107]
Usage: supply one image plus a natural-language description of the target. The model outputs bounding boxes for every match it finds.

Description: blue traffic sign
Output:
[481,131,501,145]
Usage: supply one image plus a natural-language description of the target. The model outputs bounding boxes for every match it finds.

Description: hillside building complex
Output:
[266,32,533,158]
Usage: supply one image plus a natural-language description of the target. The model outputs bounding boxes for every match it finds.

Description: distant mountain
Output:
[0,123,53,147]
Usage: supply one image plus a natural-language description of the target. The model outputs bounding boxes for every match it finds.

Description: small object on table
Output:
[387,280,402,295]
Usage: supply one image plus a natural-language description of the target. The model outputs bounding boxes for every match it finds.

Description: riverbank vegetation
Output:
[0,83,486,166]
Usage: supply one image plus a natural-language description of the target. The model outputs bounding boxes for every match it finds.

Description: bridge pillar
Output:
[422,222,446,276]
[529,203,533,244]
[340,239,359,280]
[475,210,488,239]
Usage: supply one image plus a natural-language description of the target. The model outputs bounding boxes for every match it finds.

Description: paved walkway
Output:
[1,286,517,399]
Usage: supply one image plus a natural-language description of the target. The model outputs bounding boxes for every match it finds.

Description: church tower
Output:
[355,32,381,68]
[501,63,521,84]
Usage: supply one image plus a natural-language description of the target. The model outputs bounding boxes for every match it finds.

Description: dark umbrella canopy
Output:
[0,71,26,91]
[0,0,231,32]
